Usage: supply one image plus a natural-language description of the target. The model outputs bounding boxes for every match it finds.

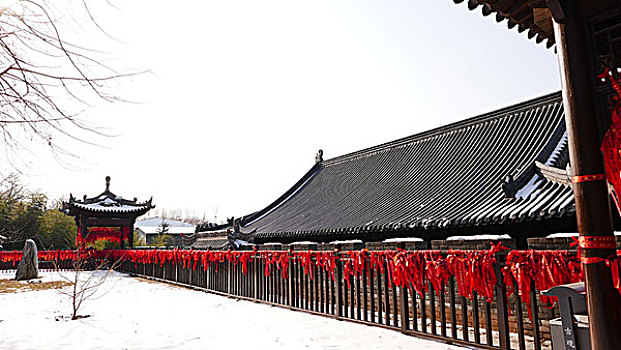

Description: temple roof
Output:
[62,177,154,217]
[452,0,556,48]
[239,92,575,242]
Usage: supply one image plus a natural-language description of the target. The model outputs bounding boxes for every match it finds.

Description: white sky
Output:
[19,0,560,223]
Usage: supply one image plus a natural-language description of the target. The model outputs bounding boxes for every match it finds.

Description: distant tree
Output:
[149,234,172,248]
[133,229,146,247]
[12,193,47,240]
[38,208,77,249]
[0,177,46,250]
[0,174,25,242]
[0,175,76,250]
[157,219,170,235]
[143,219,171,247]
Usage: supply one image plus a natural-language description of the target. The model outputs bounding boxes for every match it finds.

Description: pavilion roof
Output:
[239,92,575,242]
[62,177,154,217]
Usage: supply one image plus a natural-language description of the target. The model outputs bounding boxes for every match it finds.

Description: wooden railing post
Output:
[495,253,511,350]
[399,284,410,332]
[529,280,542,350]
[288,256,294,307]
[336,250,343,318]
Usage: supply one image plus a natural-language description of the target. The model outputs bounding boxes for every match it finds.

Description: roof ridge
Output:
[240,163,322,228]
[324,91,563,167]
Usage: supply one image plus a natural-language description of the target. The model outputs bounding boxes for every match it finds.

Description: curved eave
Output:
[67,202,154,215]
[453,0,555,48]
[254,202,575,242]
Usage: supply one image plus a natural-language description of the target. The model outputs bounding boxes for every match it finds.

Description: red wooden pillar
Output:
[120,226,125,249]
[552,2,621,348]
[78,216,87,249]
[124,225,134,249]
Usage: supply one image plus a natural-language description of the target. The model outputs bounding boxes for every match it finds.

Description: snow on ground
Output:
[0,271,467,350]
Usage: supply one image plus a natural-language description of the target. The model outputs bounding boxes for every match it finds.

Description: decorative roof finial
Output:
[105,176,111,192]
[315,149,323,164]
[501,174,516,198]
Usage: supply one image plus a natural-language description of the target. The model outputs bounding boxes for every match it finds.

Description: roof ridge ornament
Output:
[315,149,323,164]
[105,176,111,192]
[502,175,516,198]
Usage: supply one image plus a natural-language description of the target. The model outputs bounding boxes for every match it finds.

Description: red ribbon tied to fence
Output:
[503,250,583,321]
[600,67,621,214]
[5,243,620,322]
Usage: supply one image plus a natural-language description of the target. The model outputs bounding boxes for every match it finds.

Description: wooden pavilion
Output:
[62,176,154,249]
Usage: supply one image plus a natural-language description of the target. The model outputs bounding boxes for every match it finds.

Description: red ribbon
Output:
[571,174,606,183]
[570,236,617,250]
[3,245,619,318]
[600,67,621,214]
[504,250,583,321]
[76,227,129,247]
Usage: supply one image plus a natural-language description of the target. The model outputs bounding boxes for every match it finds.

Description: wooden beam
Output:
[528,0,547,8]
[552,1,621,348]
[546,0,566,22]
[533,7,554,34]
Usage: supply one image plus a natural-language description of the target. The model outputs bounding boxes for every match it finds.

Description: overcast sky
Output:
[19,0,560,223]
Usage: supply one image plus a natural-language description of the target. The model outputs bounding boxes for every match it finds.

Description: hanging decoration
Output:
[76,226,129,246]
[600,67,621,214]
[502,250,583,321]
[2,244,620,317]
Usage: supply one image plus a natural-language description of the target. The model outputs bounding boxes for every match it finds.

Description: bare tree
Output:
[0,0,132,169]
[56,249,118,320]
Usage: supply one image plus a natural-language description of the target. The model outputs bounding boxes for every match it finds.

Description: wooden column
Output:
[120,226,125,249]
[129,220,135,249]
[552,2,621,348]
[79,216,87,249]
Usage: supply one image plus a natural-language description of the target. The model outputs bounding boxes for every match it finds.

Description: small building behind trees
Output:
[135,217,195,246]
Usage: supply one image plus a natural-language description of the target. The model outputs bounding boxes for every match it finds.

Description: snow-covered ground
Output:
[0,271,467,350]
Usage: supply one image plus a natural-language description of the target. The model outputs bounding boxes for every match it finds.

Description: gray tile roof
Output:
[241,92,575,243]
[136,217,194,228]
[63,179,154,217]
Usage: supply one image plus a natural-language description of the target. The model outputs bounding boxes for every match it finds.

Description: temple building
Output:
[191,1,621,251]
[193,92,618,248]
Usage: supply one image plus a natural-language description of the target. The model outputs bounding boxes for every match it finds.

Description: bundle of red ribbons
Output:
[2,246,619,319]
[76,227,130,246]
[0,249,109,266]
[600,67,621,213]
[502,250,583,320]
[0,244,507,302]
